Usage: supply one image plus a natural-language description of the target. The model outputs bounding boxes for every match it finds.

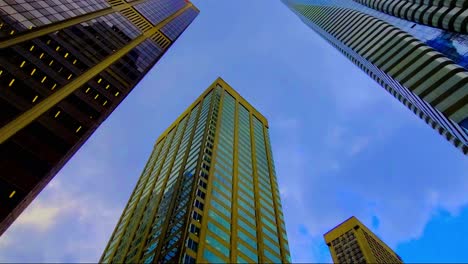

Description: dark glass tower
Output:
[282,0,468,154]
[100,78,291,264]
[0,0,199,235]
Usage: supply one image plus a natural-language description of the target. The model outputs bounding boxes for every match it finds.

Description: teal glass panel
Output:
[206,233,230,257]
[238,242,258,262]
[264,248,282,264]
[207,222,230,241]
[238,229,257,250]
[209,210,231,231]
[203,248,225,263]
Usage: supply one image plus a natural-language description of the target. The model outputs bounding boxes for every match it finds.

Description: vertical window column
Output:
[235,104,258,263]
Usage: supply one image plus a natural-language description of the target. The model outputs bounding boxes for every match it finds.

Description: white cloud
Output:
[0,1,465,263]
[11,180,74,233]
[0,127,124,263]
[281,135,467,254]
[15,201,63,233]
[0,174,121,262]
[0,234,10,249]
[270,79,468,260]
[348,136,370,156]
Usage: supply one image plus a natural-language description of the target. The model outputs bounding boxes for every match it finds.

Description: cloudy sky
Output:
[1,0,468,263]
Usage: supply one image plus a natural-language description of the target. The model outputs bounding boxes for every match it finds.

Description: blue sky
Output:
[1,0,468,262]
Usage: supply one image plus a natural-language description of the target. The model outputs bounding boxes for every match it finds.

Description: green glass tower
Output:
[100,78,291,264]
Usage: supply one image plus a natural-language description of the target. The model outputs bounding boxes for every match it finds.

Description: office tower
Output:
[100,78,291,264]
[324,216,403,264]
[282,0,468,154]
[0,0,199,235]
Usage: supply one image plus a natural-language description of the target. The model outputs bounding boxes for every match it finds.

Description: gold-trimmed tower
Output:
[324,216,403,264]
[100,78,291,263]
[0,0,199,235]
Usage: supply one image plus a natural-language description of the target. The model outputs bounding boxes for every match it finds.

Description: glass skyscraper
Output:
[282,0,468,154]
[100,78,291,264]
[0,0,198,235]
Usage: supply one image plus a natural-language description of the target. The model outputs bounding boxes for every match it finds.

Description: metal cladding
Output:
[283,0,468,154]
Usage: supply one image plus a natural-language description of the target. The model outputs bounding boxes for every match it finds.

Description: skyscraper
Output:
[0,0,199,235]
[282,0,468,154]
[324,216,403,264]
[100,78,291,264]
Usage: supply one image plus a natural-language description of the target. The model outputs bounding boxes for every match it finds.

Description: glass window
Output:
[194,199,204,211]
[238,198,255,216]
[215,155,232,172]
[238,160,252,173]
[212,189,231,208]
[239,163,252,176]
[220,131,234,141]
[210,199,231,218]
[264,248,281,264]
[134,0,185,26]
[238,189,254,204]
[183,254,196,264]
[221,120,234,129]
[213,179,231,197]
[160,8,199,40]
[238,180,254,194]
[192,211,202,222]
[208,222,230,241]
[203,248,225,264]
[205,233,230,257]
[258,184,271,195]
[260,207,275,221]
[189,224,200,235]
[216,152,232,168]
[143,254,154,264]
[216,139,233,155]
[187,238,198,252]
[258,173,270,185]
[257,163,269,175]
[262,215,277,232]
[238,217,256,237]
[237,130,250,143]
[238,206,255,223]
[238,242,258,262]
[209,210,230,231]
[214,171,232,189]
[198,179,207,190]
[238,229,257,250]
[263,237,280,256]
[237,255,250,264]
[262,226,279,245]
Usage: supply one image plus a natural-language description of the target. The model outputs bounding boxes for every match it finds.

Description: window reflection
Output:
[0,0,109,34]
[134,0,185,26]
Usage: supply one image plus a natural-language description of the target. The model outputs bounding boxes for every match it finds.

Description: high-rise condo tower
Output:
[282,0,468,154]
[100,78,291,264]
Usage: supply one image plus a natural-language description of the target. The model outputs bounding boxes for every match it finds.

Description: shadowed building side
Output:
[0,0,199,236]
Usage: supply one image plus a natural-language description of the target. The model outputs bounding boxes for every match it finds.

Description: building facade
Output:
[324,216,403,264]
[282,0,468,154]
[0,0,199,235]
[100,78,291,264]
